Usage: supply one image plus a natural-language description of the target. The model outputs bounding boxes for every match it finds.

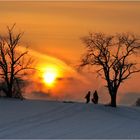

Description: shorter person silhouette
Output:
[85,91,91,103]
[92,90,99,104]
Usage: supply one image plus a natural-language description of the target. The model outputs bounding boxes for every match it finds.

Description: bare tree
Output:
[80,32,140,107]
[0,25,34,99]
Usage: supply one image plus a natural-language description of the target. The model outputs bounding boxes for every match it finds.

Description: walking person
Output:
[92,90,99,104]
[85,91,91,103]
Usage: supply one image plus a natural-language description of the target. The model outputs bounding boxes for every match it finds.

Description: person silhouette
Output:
[85,91,91,103]
[92,90,99,104]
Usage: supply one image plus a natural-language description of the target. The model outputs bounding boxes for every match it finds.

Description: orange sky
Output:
[0,1,140,105]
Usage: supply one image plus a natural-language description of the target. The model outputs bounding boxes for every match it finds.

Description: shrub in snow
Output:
[136,98,140,106]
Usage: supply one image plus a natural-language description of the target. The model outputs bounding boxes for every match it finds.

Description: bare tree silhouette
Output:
[0,24,34,99]
[80,32,140,107]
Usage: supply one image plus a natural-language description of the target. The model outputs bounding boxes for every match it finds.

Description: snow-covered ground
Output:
[0,99,140,139]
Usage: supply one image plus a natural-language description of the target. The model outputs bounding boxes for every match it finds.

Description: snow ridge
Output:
[0,99,140,139]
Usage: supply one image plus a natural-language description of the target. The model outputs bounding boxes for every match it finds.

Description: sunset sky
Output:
[0,1,140,104]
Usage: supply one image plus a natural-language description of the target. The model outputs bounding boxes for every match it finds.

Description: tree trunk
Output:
[7,84,13,98]
[110,92,117,107]
[107,83,118,107]
[6,89,12,98]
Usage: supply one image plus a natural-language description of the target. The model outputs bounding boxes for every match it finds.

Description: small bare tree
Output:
[80,32,140,107]
[0,25,34,99]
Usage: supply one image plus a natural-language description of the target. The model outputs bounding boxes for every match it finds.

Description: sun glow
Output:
[44,72,56,84]
[42,66,60,86]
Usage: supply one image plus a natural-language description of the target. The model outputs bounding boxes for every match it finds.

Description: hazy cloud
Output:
[119,92,140,106]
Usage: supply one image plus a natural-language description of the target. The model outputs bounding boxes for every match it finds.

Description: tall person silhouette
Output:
[92,90,99,104]
[85,91,91,103]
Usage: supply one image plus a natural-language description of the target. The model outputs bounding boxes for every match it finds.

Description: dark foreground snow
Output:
[0,99,140,139]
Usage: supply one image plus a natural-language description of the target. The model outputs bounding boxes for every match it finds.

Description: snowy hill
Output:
[0,99,140,139]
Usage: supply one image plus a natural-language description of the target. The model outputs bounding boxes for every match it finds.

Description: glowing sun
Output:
[42,66,59,85]
[44,72,56,84]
